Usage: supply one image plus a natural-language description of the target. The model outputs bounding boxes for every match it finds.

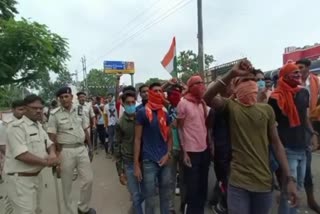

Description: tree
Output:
[0,0,18,20]
[0,18,70,87]
[38,71,73,103]
[176,50,214,83]
[145,78,166,86]
[84,69,117,97]
[0,84,29,108]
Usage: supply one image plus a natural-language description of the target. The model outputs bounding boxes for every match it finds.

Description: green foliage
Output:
[145,77,165,86]
[85,69,117,96]
[0,84,24,107]
[0,0,18,20]
[38,71,73,103]
[176,50,214,83]
[0,18,70,87]
[0,0,69,106]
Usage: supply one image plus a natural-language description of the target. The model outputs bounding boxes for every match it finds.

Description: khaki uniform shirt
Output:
[47,105,89,144]
[81,103,95,127]
[0,121,7,146]
[0,116,19,146]
[4,116,53,174]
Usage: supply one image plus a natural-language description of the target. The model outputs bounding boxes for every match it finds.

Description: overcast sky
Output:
[17,0,320,85]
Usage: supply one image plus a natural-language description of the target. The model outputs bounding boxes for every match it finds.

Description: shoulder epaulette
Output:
[11,119,24,127]
[50,107,61,115]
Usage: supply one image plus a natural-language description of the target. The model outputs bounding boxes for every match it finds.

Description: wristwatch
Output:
[286,175,296,184]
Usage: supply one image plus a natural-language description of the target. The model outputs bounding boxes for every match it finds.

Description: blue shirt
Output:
[136,107,169,162]
[136,103,144,112]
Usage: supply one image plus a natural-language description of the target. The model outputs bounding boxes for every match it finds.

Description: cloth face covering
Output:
[145,90,168,141]
[235,80,258,106]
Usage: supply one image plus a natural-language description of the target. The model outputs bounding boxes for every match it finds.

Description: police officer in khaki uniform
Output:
[77,92,96,127]
[73,92,96,180]
[0,99,25,182]
[4,95,58,214]
[47,87,95,214]
[77,91,96,151]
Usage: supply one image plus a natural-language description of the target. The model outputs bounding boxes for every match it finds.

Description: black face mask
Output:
[142,99,148,105]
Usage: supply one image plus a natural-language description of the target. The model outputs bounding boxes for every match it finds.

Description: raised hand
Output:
[230,59,253,77]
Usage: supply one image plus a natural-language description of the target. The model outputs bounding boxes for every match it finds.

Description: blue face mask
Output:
[257,80,266,90]
[124,104,136,114]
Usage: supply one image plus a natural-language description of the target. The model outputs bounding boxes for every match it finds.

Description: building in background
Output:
[203,43,320,85]
[283,43,320,64]
[204,58,246,85]
[265,44,320,79]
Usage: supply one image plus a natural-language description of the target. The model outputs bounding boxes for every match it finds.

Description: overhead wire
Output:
[87,0,194,68]
[84,0,162,64]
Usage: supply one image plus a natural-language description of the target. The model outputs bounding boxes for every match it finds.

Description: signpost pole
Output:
[130,74,134,86]
[115,73,122,104]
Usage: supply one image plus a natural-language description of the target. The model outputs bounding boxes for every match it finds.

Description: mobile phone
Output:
[78,105,83,116]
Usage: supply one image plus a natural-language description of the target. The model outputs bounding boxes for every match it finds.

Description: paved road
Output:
[1,151,320,214]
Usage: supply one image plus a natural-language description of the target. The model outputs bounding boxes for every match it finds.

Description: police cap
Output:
[76,91,86,97]
[56,86,72,97]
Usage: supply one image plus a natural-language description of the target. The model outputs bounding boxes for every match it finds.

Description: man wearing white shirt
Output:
[296,58,320,213]
[104,93,118,155]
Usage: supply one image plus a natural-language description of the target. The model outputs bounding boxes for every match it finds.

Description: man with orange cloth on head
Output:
[268,63,314,214]
[177,75,210,214]
[204,59,298,214]
[134,82,173,214]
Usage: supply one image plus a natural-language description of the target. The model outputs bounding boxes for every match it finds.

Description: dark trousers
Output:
[184,149,210,214]
[96,124,106,152]
[108,125,115,154]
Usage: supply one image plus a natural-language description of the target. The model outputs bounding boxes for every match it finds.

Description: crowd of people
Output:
[0,58,320,214]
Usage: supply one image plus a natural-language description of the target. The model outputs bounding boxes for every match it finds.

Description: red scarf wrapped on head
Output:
[184,75,207,117]
[146,90,168,141]
[271,63,302,127]
[167,89,182,107]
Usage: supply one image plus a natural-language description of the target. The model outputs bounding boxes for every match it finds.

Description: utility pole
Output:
[74,70,79,83]
[197,0,205,78]
[81,56,88,93]
[74,69,79,90]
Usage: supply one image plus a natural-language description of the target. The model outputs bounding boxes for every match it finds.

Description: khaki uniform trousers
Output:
[60,145,93,214]
[5,174,42,214]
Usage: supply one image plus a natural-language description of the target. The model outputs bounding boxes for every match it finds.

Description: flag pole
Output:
[173,37,178,78]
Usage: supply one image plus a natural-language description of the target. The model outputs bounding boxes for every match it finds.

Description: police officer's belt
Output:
[59,143,84,148]
[7,171,40,177]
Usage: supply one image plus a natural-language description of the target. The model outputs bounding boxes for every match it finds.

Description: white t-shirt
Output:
[104,102,118,126]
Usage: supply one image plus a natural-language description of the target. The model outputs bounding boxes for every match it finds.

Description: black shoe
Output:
[78,208,96,214]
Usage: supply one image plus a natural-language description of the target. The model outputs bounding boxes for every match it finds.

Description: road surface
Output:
[1,150,320,214]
